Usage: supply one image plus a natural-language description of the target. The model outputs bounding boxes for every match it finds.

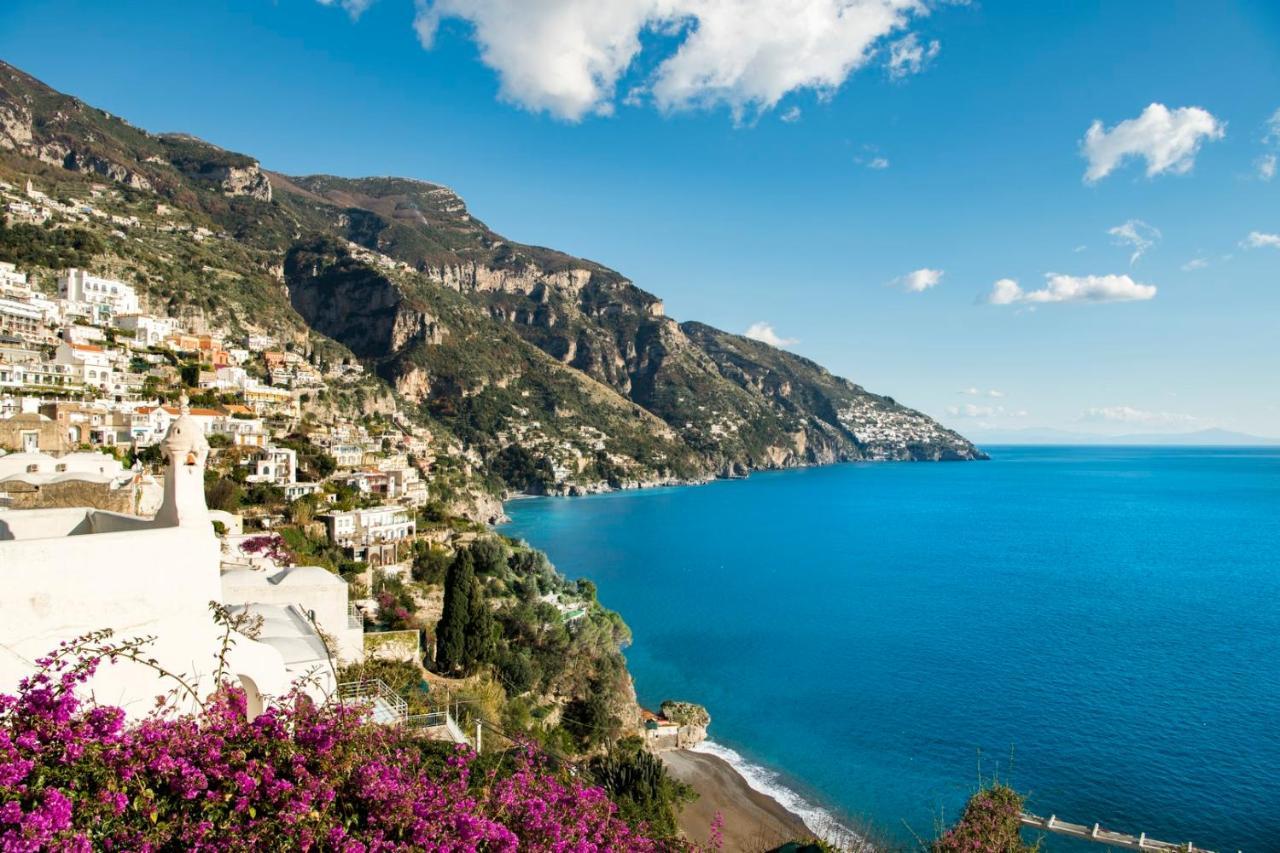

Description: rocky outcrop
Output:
[0,102,33,150]
[429,262,593,298]
[61,149,153,189]
[284,240,441,362]
[211,163,272,201]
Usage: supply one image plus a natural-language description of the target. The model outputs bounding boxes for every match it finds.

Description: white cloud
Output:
[412,0,933,121]
[1257,153,1277,181]
[744,321,798,347]
[1107,219,1161,265]
[1264,107,1280,145]
[780,105,802,123]
[1081,103,1224,183]
[947,403,998,418]
[891,267,943,292]
[318,0,376,18]
[959,387,1004,398]
[986,273,1156,305]
[854,143,890,169]
[1181,256,1209,271]
[1080,406,1197,427]
[1242,231,1280,249]
[886,32,940,79]
[1073,244,1087,253]
[947,403,1024,419]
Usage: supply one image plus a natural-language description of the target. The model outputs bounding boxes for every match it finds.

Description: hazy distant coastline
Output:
[965,427,1280,447]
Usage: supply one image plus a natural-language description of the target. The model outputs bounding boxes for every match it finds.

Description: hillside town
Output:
[0,206,453,724]
[0,227,691,759]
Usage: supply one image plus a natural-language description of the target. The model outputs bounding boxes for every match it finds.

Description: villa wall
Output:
[0,522,292,716]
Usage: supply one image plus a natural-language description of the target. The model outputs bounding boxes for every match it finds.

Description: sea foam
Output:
[692,740,869,851]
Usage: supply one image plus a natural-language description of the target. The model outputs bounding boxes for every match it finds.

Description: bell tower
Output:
[154,395,211,528]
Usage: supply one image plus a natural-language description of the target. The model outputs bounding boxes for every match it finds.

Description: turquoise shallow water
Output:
[501,447,1280,851]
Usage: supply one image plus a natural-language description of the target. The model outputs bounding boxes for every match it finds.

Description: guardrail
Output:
[335,679,407,724]
[405,710,471,748]
[1021,813,1211,852]
[347,601,363,629]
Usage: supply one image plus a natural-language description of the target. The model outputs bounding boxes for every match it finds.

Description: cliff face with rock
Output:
[0,60,984,500]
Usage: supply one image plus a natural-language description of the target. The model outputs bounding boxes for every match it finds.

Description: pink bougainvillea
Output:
[0,635,685,851]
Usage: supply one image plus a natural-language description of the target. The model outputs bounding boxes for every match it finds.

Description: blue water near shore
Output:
[501,447,1280,851]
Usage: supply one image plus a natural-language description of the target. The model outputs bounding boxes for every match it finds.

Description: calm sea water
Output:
[501,447,1280,851]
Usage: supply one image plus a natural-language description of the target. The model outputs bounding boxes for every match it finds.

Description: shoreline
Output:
[496,486,867,850]
[680,741,868,851]
[659,747,812,851]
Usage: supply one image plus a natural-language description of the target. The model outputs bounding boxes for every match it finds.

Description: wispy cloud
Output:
[1081,103,1224,183]
[1181,256,1209,271]
[1257,108,1280,180]
[744,322,798,348]
[1079,406,1197,427]
[886,33,940,80]
[947,403,1026,419]
[891,267,943,292]
[854,143,890,170]
[780,106,801,123]
[409,0,938,122]
[1257,153,1277,181]
[317,0,375,19]
[959,387,1005,398]
[1107,219,1161,265]
[1241,231,1280,249]
[987,273,1157,305]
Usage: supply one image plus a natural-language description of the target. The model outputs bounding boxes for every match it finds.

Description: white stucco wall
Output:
[0,522,294,716]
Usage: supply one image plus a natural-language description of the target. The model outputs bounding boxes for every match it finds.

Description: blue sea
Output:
[501,447,1280,851]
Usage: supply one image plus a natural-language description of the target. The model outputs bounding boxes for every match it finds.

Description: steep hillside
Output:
[0,59,984,502]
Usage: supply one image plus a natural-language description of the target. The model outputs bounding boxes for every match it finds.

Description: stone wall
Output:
[0,479,135,513]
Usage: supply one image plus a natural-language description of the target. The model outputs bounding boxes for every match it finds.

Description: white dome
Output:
[159,396,209,458]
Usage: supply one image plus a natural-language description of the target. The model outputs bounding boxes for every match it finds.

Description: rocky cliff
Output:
[0,59,985,500]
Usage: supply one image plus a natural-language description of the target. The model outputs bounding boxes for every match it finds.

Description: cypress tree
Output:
[435,549,473,673]
[463,577,497,672]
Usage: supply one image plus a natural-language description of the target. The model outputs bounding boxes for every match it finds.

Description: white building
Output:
[331,444,366,467]
[0,261,28,289]
[210,407,266,448]
[220,565,363,663]
[0,298,44,342]
[52,339,121,393]
[247,446,298,486]
[58,269,141,316]
[115,313,177,347]
[132,404,222,446]
[0,399,338,719]
[318,505,415,568]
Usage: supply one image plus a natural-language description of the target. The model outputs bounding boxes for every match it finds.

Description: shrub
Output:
[587,743,695,839]
[0,634,680,851]
[932,784,1036,853]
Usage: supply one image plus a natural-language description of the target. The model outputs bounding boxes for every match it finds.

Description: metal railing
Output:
[404,710,471,748]
[347,601,363,630]
[335,679,406,724]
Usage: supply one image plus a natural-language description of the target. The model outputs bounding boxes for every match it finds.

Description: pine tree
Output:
[435,549,473,673]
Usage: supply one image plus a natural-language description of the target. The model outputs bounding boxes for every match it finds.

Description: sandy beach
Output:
[660,749,813,852]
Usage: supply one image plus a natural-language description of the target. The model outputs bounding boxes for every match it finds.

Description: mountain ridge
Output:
[0,59,985,507]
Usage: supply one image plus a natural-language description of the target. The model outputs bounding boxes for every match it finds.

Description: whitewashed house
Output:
[58,269,141,316]
[0,398,341,719]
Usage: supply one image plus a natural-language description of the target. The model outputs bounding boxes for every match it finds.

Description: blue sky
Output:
[2,0,1278,436]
